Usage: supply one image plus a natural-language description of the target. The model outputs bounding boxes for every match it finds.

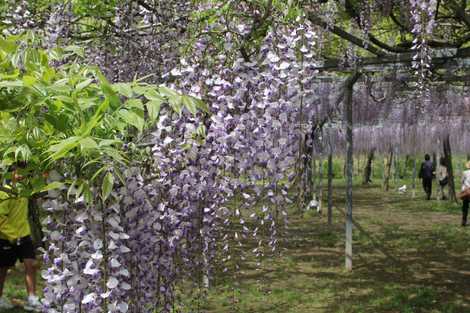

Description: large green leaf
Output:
[113,83,133,98]
[145,99,162,122]
[94,69,121,108]
[0,80,23,88]
[101,172,114,201]
[77,99,110,136]
[45,112,70,133]
[181,95,197,115]
[32,181,64,195]
[159,85,182,115]
[0,39,17,54]
[79,137,98,151]
[118,109,144,132]
[76,78,93,91]
[47,136,82,161]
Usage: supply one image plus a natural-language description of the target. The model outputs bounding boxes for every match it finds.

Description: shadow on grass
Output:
[205,184,470,313]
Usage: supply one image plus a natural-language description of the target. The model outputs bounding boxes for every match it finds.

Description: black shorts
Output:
[0,236,36,268]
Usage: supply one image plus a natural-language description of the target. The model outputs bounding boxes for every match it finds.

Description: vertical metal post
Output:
[344,71,360,271]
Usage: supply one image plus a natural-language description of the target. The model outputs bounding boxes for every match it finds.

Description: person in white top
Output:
[460,161,470,226]
[436,157,448,200]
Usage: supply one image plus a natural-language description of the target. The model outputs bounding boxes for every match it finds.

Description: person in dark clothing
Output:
[419,154,434,200]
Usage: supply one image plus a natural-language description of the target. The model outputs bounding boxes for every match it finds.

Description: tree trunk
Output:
[404,154,410,178]
[393,147,399,184]
[318,155,324,213]
[443,135,457,202]
[362,147,375,185]
[383,147,394,191]
[344,71,360,271]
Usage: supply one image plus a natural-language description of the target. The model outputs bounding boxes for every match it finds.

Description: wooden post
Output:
[344,71,361,271]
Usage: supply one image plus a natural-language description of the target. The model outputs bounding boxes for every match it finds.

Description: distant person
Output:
[460,161,470,227]
[0,163,41,311]
[419,154,434,200]
[436,157,448,200]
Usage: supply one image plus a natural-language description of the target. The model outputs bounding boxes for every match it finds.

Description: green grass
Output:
[200,181,470,313]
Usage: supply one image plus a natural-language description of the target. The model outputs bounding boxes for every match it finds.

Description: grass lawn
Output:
[202,181,470,313]
[2,180,469,313]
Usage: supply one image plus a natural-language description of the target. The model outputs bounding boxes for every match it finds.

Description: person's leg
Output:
[0,267,8,298]
[463,198,469,226]
[23,259,38,296]
[18,236,41,311]
[0,240,16,309]
[429,180,433,199]
[17,236,38,298]
[424,179,432,200]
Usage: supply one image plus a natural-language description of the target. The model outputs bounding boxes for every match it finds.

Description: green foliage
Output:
[0,32,204,202]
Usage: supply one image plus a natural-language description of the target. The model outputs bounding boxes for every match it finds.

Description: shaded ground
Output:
[203,183,470,313]
[2,182,469,312]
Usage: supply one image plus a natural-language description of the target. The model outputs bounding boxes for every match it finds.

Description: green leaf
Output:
[0,80,23,88]
[23,75,37,87]
[77,99,109,136]
[126,99,144,111]
[159,85,182,115]
[133,85,149,96]
[101,172,114,201]
[181,95,197,115]
[113,167,126,186]
[101,147,127,165]
[98,139,121,147]
[63,45,85,58]
[113,83,133,98]
[91,166,108,182]
[83,182,93,204]
[14,144,31,161]
[45,113,70,133]
[76,78,93,91]
[118,109,144,132]
[32,181,64,195]
[47,136,81,161]
[0,39,17,54]
[145,99,162,122]
[194,98,210,114]
[94,68,120,108]
[79,137,98,151]
[67,180,79,200]
[144,89,164,101]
